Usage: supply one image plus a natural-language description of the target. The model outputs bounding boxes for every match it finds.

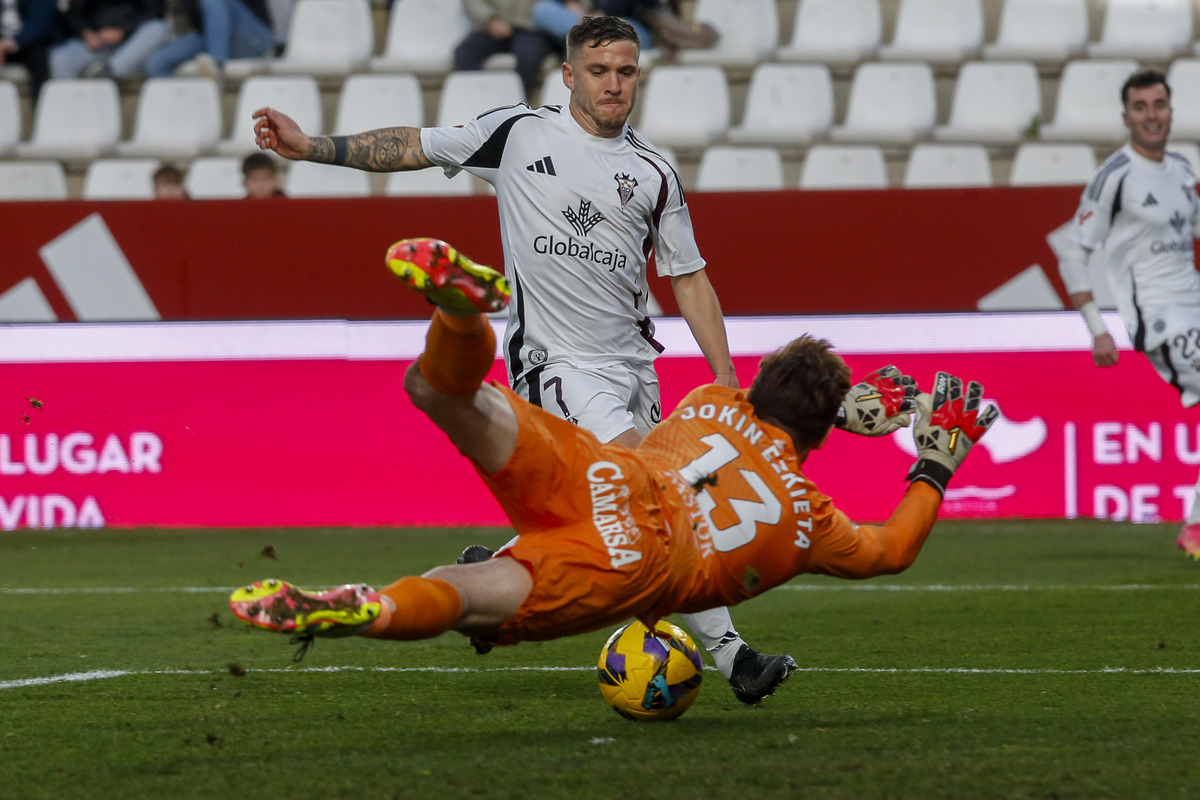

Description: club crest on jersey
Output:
[1170,210,1188,234]
[562,199,606,237]
[614,172,638,207]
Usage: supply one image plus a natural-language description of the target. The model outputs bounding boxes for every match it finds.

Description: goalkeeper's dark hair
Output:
[566,15,640,62]
[1121,68,1170,107]
[747,336,851,451]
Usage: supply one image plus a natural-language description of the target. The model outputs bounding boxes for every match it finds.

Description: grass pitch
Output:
[1,522,1198,800]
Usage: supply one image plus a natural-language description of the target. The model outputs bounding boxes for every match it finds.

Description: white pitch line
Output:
[4,664,1200,691]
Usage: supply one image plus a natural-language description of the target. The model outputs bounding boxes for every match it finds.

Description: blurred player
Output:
[1055,68,1200,559]
[231,245,998,680]
[247,16,796,701]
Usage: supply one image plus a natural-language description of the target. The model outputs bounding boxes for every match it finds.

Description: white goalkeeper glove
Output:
[906,371,998,495]
[835,365,918,436]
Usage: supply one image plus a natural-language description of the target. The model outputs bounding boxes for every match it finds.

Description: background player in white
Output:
[250,16,797,703]
[1056,68,1200,559]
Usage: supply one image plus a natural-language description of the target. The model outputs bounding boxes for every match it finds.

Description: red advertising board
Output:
[1,313,1193,530]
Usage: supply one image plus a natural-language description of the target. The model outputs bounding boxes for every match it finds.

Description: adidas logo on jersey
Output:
[527,156,556,176]
[1143,193,1158,207]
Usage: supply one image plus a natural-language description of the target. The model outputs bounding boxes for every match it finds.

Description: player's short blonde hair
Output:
[748,336,851,451]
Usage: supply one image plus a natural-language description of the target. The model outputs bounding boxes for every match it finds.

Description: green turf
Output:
[1,522,1198,799]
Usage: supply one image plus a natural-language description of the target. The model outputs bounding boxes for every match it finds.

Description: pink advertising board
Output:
[0,313,1194,529]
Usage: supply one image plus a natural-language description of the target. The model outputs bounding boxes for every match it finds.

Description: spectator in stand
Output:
[153,163,188,199]
[241,152,284,197]
[143,0,273,80]
[455,0,555,102]
[532,0,655,51]
[0,0,62,101]
[49,0,168,80]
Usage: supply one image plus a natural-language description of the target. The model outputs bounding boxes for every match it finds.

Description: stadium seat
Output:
[799,144,888,188]
[370,0,470,76]
[636,65,730,150]
[1038,60,1138,144]
[217,75,322,155]
[878,0,984,63]
[0,161,68,200]
[436,71,524,127]
[677,0,779,67]
[695,146,785,191]
[726,63,834,146]
[334,73,423,134]
[384,168,475,196]
[775,0,882,66]
[82,158,162,200]
[15,79,121,161]
[1166,59,1200,140]
[0,80,19,156]
[284,160,372,197]
[1087,0,1192,61]
[538,68,571,108]
[117,78,222,159]
[830,62,937,144]
[983,0,1088,62]
[185,157,246,199]
[271,0,374,77]
[1009,142,1096,186]
[903,144,993,187]
[934,61,1041,144]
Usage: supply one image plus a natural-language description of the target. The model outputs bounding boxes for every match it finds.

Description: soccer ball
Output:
[596,620,704,721]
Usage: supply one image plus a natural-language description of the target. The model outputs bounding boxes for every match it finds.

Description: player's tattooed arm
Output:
[305,127,433,172]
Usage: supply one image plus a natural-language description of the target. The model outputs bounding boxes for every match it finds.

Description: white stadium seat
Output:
[0,80,20,155]
[0,161,68,200]
[1009,142,1096,186]
[370,0,469,75]
[82,158,162,200]
[217,75,322,155]
[799,145,888,189]
[695,146,785,191]
[636,65,730,150]
[677,0,779,67]
[727,63,834,146]
[334,73,424,134]
[830,62,937,144]
[983,0,1088,62]
[1039,60,1138,144]
[775,0,882,66]
[185,157,246,199]
[118,78,222,159]
[538,68,571,109]
[903,144,993,187]
[284,160,372,197]
[16,79,121,161]
[1165,60,1200,141]
[934,61,1041,144]
[272,0,374,77]
[1087,0,1192,61]
[878,0,984,63]
[436,71,524,127]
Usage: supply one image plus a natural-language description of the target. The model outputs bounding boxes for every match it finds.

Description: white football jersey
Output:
[1066,144,1200,350]
[421,104,704,386]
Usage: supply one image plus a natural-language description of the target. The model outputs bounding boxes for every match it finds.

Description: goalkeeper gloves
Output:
[835,365,919,436]
[906,371,998,495]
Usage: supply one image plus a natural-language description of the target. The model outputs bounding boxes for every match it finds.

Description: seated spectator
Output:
[50,0,169,80]
[242,152,284,198]
[532,0,655,50]
[153,163,188,199]
[0,0,62,100]
[143,0,273,80]
[455,0,554,102]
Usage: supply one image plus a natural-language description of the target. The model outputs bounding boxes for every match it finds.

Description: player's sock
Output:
[418,309,495,395]
[680,608,745,679]
[362,576,463,640]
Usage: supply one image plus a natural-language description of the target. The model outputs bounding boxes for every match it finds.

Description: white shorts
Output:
[1142,305,1200,408]
[513,362,662,443]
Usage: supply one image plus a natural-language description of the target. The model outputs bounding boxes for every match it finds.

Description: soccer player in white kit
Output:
[1056,68,1200,559]
[250,16,798,702]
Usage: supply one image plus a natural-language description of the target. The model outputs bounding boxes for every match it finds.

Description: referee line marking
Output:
[4,664,1200,691]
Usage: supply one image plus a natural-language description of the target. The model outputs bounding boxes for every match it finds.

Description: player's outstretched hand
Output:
[905,372,998,495]
[835,365,918,436]
[252,107,310,160]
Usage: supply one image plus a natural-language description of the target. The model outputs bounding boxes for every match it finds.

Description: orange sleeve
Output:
[806,481,943,579]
